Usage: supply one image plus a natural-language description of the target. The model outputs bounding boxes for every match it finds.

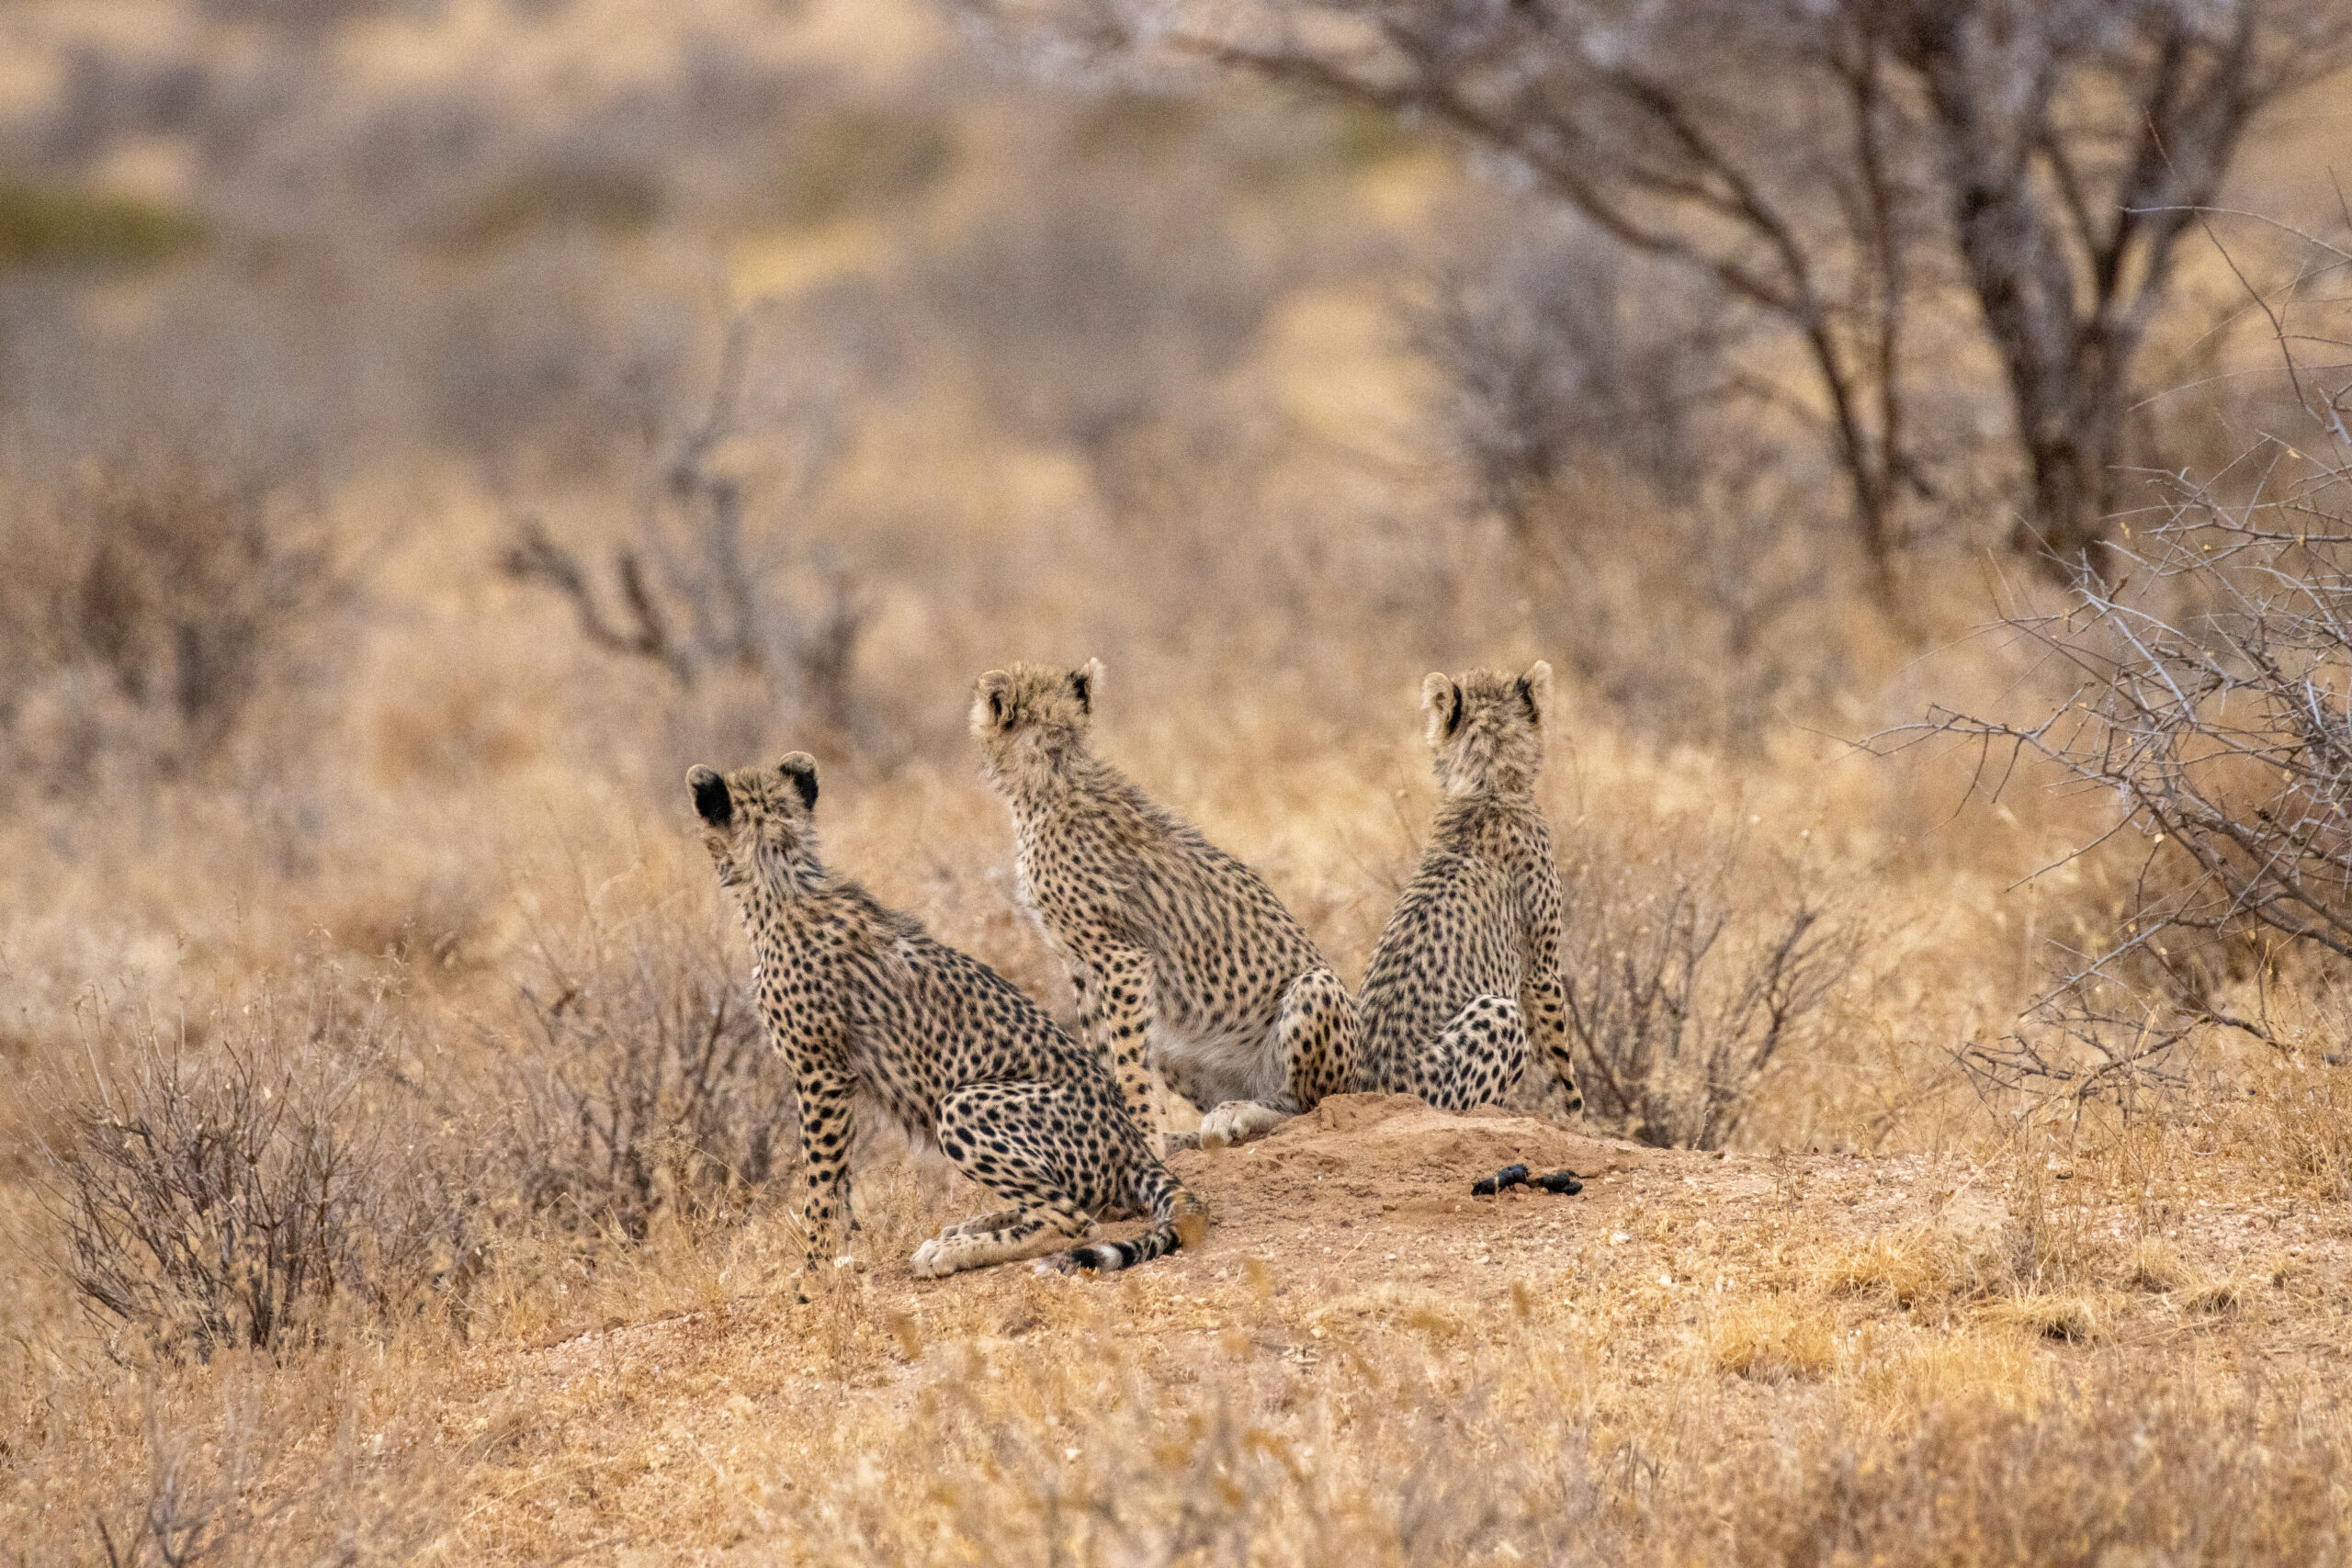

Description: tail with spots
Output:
[1054,1162,1207,1274]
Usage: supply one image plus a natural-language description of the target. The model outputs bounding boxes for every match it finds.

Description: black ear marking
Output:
[1069,668,1091,714]
[778,752,820,810]
[1516,673,1537,717]
[689,766,732,828]
[972,670,1016,735]
[1446,682,1464,737]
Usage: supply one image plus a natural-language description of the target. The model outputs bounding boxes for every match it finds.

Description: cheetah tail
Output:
[1053,1169,1208,1275]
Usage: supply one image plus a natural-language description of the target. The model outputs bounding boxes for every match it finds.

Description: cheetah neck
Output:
[1430,786,1539,848]
[735,872,910,966]
[1000,743,1125,821]
[752,836,829,899]
[1438,761,1538,800]
[723,839,836,940]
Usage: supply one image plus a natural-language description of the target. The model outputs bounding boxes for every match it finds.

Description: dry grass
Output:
[0,0,2349,1562]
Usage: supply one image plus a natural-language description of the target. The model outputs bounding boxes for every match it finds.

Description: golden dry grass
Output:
[2,1,2351,1562]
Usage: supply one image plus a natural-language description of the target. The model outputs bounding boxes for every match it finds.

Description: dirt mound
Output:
[1169,1092,1653,1234]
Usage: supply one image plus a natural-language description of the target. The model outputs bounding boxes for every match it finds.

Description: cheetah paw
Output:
[910,1238,955,1279]
[1198,1100,1287,1150]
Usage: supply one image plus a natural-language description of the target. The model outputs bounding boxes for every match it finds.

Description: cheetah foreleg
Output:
[1198,1100,1289,1149]
[789,1061,859,1298]
[1520,969,1584,1116]
[1071,940,1164,1138]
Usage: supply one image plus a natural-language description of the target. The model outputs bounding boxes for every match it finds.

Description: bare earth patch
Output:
[395,1093,2352,1562]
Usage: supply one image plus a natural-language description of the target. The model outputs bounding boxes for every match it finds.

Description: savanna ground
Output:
[3,1,2351,1562]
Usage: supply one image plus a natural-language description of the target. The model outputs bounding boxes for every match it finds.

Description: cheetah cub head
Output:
[969,659,1102,788]
[1421,661,1551,797]
[685,753,823,897]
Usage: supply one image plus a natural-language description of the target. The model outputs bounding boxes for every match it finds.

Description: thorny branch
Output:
[1883,235,2352,1103]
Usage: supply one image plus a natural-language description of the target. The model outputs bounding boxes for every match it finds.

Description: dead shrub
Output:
[0,448,346,780]
[919,172,1276,464]
[36,981,458,1359]
[6,1341,469,1568]
[1560,832,1860,1148]
[498,915,796,1242]
[1419,202,1726,519]
[1908,265,2352,1106]
[495,295,878,746]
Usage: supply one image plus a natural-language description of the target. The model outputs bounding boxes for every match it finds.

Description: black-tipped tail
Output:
[1053,1171,1207,1275]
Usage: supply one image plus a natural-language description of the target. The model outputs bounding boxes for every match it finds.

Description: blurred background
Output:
[4,0,2351,1153]
[7,3,2352,1559]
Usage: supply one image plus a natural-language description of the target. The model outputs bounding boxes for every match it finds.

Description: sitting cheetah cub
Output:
[1356,662,1584,1118]
[972,661,1360,1151]
[688,752,1205,1289]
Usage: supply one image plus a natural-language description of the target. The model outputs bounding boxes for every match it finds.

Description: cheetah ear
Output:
[777,752,820,811]
[1420,672,1463,745]
[970,670,1015,735]
[1069,657,1103,716]
[688,765,732,828]
[1517,660,1553,727]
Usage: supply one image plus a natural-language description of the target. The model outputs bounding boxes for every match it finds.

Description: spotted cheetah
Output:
[1355,662,1583,1118]
[971,661,1360,1151]
[688,752,1206,1287]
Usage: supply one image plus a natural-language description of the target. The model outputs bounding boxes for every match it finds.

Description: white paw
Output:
[910,1238,952,1279]
[1199,1100,1286,1150]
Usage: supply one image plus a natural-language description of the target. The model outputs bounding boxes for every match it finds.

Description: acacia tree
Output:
[967,0,2346,594]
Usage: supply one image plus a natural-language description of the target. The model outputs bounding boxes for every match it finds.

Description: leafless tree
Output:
[966,0,2350,594]
[500,299,874,739]
[1416,209,1730,519]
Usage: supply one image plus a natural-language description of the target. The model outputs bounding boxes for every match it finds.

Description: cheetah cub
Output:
[688,752,1205,1288]
[1355,662,1584,1118]
[972,661,1360,1151]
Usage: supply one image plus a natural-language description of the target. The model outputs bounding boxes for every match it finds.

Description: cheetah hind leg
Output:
[1200,967,1360,1150]
[937,1206,1025,1240]
[911,1201,1092,1278]
[912,1086,1097,1279]
[1416,994,1530,1113]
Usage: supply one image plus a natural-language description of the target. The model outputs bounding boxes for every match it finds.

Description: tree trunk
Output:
[1903,8,2122,587]
[2011,336,2132,583]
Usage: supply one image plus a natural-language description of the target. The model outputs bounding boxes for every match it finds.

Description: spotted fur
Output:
[1356,662,1584,1118]
[971,661,1360,1151]
[688,753,1206,1288]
